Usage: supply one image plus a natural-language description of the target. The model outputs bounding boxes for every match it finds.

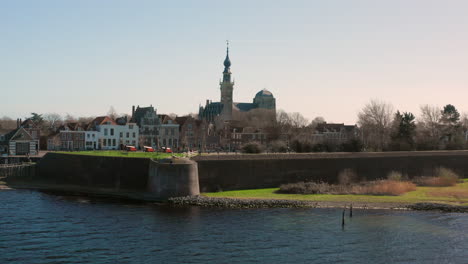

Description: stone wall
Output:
[147,159,199,198]
[193,151,468,192]
[36,153,150,191]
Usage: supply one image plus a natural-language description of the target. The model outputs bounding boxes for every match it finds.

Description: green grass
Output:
[204,179,468,205]
[57,150,183,159]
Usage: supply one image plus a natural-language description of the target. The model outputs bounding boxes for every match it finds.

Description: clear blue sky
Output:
[2,0,468,124]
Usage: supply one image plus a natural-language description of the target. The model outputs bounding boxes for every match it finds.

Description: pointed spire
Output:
[223,40,231,69]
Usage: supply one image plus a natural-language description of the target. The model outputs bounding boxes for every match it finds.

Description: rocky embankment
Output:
[409,203,468,213]
[169,196,468,212]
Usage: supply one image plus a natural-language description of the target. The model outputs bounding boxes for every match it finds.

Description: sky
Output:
[2,0,468,124]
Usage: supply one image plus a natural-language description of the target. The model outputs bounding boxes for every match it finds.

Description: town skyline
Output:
[2,1,468,124]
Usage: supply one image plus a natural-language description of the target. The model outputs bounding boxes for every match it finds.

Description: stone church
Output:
[198,45,276,126]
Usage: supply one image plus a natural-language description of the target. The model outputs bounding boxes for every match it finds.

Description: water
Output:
[1,190,467,264]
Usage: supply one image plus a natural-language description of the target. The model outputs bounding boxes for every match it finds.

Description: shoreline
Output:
[168,196,468,213]
[3,182,468,213]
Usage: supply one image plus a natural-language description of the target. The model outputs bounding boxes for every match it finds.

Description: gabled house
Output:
[87,116,139,150]
[175,116,208,151]
[158,114,179,149]
[0,127,39,156]
[47,123,86,151]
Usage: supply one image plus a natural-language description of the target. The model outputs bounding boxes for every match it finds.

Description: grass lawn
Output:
[204,180,468,205]
[57,150,183,159]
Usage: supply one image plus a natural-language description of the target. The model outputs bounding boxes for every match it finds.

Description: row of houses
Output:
[1,106,359,156]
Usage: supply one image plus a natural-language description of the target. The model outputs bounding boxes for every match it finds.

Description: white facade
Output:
[85,131,99,150]
[158,122,179,149]
[96,123,139,150]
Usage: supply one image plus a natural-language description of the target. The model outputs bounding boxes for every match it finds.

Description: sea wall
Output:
[193,151,468,192]
[29,153,199,200]
[36,153,150,191]
[148,159,200,198]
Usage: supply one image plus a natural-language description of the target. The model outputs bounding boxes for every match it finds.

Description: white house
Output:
[88,116,139,150]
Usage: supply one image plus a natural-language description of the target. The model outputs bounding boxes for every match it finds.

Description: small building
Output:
[158,115,179,149]
[175,116,207,151]
[131,105,160,148]
[47,123,85,151]
[87,116,139,150]
[311,123,358,144]
[1,127,39,155]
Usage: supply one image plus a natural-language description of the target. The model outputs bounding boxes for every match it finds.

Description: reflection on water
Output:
[1,189,467,264]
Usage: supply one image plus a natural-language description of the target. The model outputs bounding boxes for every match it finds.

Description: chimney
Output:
[16,118,19,128]
[206,100,209,106]
[132,105,135,117]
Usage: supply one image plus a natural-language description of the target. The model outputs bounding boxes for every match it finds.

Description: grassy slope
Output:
[57,151,183,159]
[204,180,468,205]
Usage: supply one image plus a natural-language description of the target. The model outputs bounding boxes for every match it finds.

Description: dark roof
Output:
[132,106,155,124]
[255,89,274,98]
[87,116,116,130]
[0,129,13,135]
[4,127,34,141]
[234,102,257,112]
[174,116,189,125]
[315,123,356,133]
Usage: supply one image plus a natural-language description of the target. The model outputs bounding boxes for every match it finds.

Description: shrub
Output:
[269,140,288,153]
[278,179,416,196]
[341,139,364,152]
[360,180,416,196]
[387,171,403,181]
[290,139,313,153]
[337,168,358,185]
[241,142,264,154]
[413,167,459,187]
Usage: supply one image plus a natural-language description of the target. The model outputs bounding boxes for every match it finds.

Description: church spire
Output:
[223,40,231,82]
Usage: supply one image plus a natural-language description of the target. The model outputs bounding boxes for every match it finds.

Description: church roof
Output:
[255,89,274,98]
[233,102,257,112]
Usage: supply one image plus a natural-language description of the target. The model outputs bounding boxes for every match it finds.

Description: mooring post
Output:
[342,209,345,228]
[350,204,353,218]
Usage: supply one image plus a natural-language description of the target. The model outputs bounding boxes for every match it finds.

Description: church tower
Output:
[220,42,234,121]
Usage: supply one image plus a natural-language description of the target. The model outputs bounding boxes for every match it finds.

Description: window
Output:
[132,132,136,138]
[87,134,90,138]
[112,139,116,146]
[108,139,111,146]
[92,134,95,138]
[120,132,123,137]
[103,139,107,146]
[126,132,130,138]
[110,129,114,136]
[169,139,172,146]
[171,128,174,135]
[104,129,108,136]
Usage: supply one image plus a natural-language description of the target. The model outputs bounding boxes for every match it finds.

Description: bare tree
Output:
[289,112,309,129]
[310,116,326,129]
[357,100,394,151]
[64,114,77,123]
[107,106,117,120]
[168,113,178,120]
[43,113,62,129]
[0,116,17,129]
[416,104,442,149]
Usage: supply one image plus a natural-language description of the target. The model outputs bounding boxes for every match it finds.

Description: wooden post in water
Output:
[342,209,345,228]
[350,204,353,218]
